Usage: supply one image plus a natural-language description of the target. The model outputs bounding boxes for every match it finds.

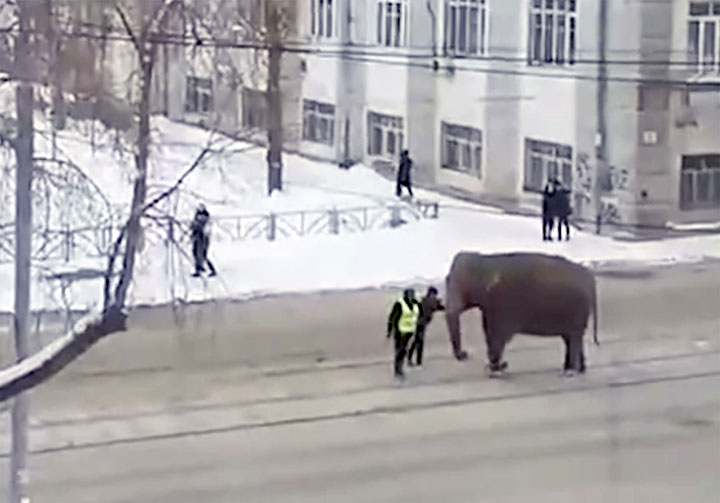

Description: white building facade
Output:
[290,0,720,228]
[77,0,719,229]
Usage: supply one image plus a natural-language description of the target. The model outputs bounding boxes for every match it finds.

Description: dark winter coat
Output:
[555,189,572,218]
[191,208,210,241]
[542,185,555,218]
[398,155,413,184]
[418,294,445,328]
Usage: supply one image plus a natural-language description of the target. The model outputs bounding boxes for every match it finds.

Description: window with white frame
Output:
[680,154,720,210]
[441,122,482,177]
[185,77,213,113]
[524,138,573,193]
[528,0,576,65]
[310,0,334,38]
[242,87,267,130]
[377,1,408,47]
[367,111,404,158]
[303,99,336,145]
[688,2,720,74]
[444,0,488,55]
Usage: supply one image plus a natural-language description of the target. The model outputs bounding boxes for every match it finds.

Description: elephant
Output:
[444,251,599,377]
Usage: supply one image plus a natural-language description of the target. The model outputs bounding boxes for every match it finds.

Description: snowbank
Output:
[1,204,718,313]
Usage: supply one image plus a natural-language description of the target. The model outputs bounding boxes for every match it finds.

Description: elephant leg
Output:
[444,286,469,360]
[564,334,584,376]
[483,315,511,376]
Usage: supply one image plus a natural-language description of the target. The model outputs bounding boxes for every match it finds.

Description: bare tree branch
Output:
[0,0,245,404]
[114,5,141,54]
[0,305,127,402]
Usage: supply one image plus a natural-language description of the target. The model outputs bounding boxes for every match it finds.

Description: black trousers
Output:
[192,235,216,275]
[542,216,554,240]
[408,324,427,365]
[557,216,570,240]
[396,180,413,198]
[394,331,413,375]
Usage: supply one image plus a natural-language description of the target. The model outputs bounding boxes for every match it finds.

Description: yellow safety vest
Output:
[397,297,419,334]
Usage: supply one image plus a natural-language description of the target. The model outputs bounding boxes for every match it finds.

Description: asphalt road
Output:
[0,262,719,502]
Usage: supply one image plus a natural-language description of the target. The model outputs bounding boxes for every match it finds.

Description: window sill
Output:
[685,72,720,84]
[441,50,487,60]
[527,60,576,69]
[680,203,720,212]
[302,138,334,147]
[522,186,544,194]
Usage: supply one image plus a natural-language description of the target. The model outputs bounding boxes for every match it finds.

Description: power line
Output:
[2,24,719,88]
[2,21,719,69]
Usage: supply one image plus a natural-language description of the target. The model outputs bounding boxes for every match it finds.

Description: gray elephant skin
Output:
[444,252,599,376]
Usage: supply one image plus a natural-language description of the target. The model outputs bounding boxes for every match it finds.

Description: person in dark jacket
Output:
[542,181,556,241]
[396,150,414,198]
[408,286,445,367]
[554,180,572,241]
[387,288,420,379]
[191,204,217,277]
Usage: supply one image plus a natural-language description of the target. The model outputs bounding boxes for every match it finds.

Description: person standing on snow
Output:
[408,286,445,367]
[190,203,217,277]
[542,180,556,241]
[396,150,414,198]
[554,180,572,241]
[387,288,420,379]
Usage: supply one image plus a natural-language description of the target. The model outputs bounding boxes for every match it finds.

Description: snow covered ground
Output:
[0,96,719,313]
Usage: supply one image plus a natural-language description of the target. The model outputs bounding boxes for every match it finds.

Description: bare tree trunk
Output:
[45,0,65,133]
[265,0,283,195]
[9,0,34,499]
[113,56,153,308]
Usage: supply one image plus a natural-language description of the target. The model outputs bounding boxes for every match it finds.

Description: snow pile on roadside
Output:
[2,204,718,313]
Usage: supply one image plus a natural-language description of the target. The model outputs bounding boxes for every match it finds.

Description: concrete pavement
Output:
[0,262,718,502]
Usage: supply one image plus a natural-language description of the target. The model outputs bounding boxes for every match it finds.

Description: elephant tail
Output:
[592,278,599,346]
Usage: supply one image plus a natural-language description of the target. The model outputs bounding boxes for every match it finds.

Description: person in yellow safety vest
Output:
[386,288,420,379]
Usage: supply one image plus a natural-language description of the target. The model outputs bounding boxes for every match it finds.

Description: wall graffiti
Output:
[600,198,622,225]
[572,154,630,227]
[573,153,593,217]
[608,165,630,192]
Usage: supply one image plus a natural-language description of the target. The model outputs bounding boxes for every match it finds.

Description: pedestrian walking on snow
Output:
[387,288,420,379]
[191,204,217,277]
[396,150,414,199]
[408,286,445,367]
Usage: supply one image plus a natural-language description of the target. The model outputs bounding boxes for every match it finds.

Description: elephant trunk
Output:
[445,310,463,357]
[592,277,599,346]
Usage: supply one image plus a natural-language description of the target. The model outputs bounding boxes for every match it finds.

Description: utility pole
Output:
[595,0,608,235]
[9,0,34,501]
[265,0,283,195]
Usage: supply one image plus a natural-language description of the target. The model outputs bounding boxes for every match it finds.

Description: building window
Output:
[242,87,267,130]
[310,0,334,38]
[443,0,488,56]
[680,154,720,210]
[688,2,720,74]
[441,122,482,177]
[303,100,335,146]
[377,1,408,47]
[367,111,404,158]
[185,77,213,113]
[528,0,576,66]
[524,138,573,193]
